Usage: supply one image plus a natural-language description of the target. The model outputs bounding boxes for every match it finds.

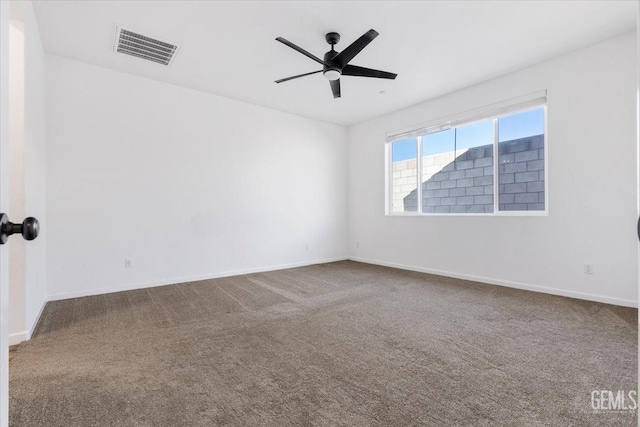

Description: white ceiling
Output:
[33,1,636,126]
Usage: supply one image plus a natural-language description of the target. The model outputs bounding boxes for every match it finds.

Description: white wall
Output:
[43,31,637,307]
[348,32,638,307]
[45,55,347,299]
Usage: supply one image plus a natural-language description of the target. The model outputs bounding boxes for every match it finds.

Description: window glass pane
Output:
[499,108,544,141]
[421,129,454,213]
[455,120,495,213]
[422,120,494,214]
[498,108,545,211]
[455,120,494,151]
[391,138,417,213]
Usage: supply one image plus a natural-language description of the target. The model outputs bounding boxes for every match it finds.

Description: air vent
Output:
[113,26,179,66]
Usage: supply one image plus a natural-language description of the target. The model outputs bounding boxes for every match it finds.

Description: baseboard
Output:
[349,256,638,308]
[44,255,638,308]
[26,299,47,340]
[47,256,350,301]
[9,298,48,345]
[9,331,27,346]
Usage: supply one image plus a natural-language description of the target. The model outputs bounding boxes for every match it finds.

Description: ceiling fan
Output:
[274,29,397,99]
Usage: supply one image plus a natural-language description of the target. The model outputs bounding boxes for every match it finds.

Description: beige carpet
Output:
[9,261,638,426]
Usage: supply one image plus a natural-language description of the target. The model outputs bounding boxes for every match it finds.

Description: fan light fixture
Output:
[324,70,341,81]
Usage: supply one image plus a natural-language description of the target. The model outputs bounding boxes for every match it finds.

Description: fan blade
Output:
[275,70,322,83]
[275,37,326,66]
[333,29,379,68]
[330,79,341,99]
[342,65,397,80]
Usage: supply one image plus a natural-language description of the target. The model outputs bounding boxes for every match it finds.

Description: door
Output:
[0,2,10,425]
[0,6,41,424]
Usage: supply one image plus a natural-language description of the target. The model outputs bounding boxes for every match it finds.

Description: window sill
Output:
[386,211,549,217]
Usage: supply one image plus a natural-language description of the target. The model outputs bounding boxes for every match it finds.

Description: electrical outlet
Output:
[583,263,593,275]
[305,244,309,251]
[125,258,133,269]
[356,241,360,248]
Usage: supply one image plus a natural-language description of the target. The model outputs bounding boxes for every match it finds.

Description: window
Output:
[386,93,546,215]
[421,120,495,214]
[498,109,545,211]
[390,138,418,213]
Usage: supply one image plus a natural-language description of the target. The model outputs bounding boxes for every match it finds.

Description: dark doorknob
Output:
[0,213,39,244]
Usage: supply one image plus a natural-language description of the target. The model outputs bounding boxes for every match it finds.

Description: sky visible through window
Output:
[392,108,544,162]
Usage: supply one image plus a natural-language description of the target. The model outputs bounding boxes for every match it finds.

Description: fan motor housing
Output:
[323,50,340,75]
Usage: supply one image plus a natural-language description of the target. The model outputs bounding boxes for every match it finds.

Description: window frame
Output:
[385,104,548,217]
